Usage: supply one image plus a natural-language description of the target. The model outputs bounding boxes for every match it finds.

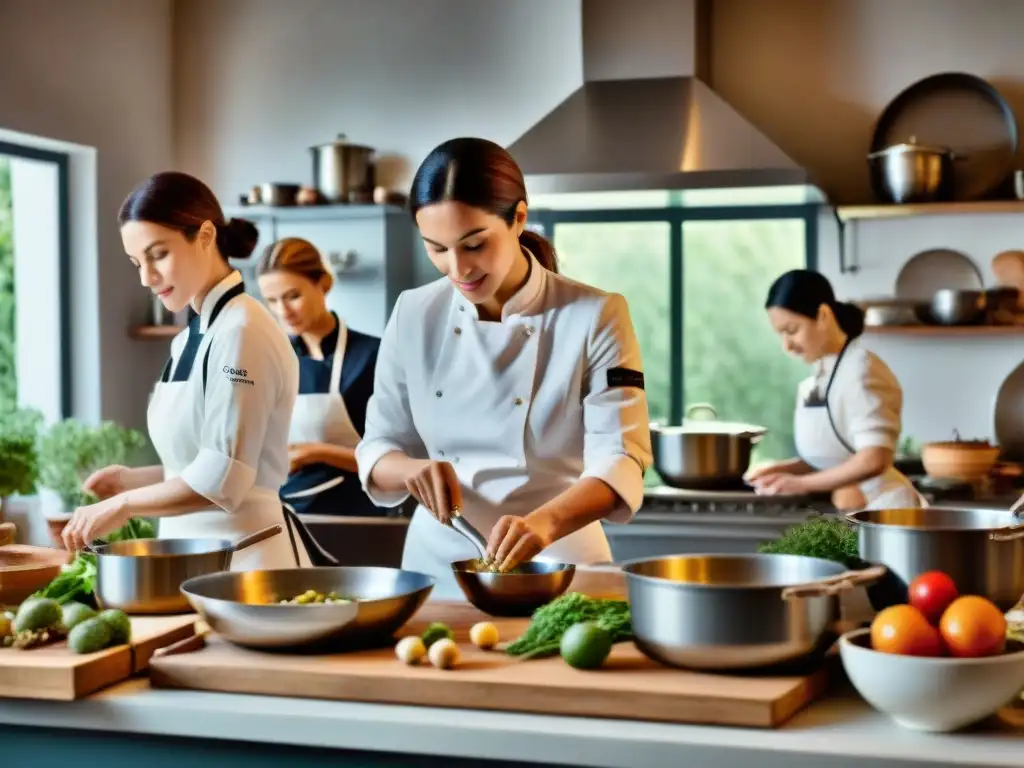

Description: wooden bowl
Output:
[921,441,1001,481]
[0,544,72,607]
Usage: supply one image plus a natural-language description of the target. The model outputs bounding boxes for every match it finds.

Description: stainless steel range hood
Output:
[508,1,826,204]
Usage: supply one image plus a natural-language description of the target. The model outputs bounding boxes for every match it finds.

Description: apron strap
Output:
[329,319,347,395]
[159,281,247,387]
[823,339,857,456]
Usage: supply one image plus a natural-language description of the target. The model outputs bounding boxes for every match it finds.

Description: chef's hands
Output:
[744,461,788,485]
[62,495,132,552]
[82,464,130,501]
[749,472,810,496]
[405,460,462,525]
[486,514,554,572]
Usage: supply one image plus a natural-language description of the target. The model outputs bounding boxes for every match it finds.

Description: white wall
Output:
[0,0,175,429]
[172,0,583,199]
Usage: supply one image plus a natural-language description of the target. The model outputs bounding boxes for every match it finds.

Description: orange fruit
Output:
[938,596,1007,658]
[870,604,944,656]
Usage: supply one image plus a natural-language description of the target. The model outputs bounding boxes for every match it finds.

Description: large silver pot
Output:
[621,553,886,670]
[846,507,1024,611]
[868,138,955,204]
[92,525,283,614]
[310,134,375,203]
[650,409,767,489]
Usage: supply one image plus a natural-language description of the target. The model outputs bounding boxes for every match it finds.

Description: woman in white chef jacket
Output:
[256,237,383,518]
[745,269,924,509]
[355,137,654,588]
[62,171,313,568]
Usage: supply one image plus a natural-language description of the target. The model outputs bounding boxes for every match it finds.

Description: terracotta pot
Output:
[921,434,1000,481]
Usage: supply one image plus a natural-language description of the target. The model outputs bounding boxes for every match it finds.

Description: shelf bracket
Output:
[832,207,858,275]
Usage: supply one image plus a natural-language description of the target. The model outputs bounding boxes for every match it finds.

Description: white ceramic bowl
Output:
[839,627,1024,732]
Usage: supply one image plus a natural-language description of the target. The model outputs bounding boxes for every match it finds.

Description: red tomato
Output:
[908,571,959,625]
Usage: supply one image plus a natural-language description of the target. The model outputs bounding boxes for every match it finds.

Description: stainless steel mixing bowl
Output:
[621,553,886,671]
[179,566,435,649]
[451,560,576,617]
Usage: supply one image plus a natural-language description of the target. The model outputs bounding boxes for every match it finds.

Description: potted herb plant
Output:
[37,419,155,544]
[0,406,43,523]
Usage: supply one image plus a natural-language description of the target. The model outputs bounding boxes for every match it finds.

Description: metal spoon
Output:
[449,507,490,562]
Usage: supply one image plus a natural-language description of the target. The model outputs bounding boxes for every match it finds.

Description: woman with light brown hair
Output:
[258,237,382,517]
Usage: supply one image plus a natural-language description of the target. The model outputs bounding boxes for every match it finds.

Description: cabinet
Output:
[221,204,417,337]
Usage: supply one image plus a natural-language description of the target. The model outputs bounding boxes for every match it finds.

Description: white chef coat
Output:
[355,249,653,590]
[794,337,924,509]
[149,270,312,569]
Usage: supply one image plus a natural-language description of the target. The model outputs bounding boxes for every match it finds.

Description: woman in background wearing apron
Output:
[64,171,317,567]
[745,269,925,510]
[257,237,382,517]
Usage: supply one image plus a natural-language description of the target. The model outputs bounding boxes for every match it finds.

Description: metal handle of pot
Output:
[990,524,1024,542]
[229,524,284,555]
[781,564,888,600]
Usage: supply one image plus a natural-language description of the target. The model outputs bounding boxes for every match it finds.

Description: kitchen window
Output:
[0,142,72,421]
[530,189,818,478]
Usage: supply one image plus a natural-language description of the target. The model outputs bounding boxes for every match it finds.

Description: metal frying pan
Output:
[870,72,1019,201]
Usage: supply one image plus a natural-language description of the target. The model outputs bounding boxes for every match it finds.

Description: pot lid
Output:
[310,133,374,152]
[868,135,954,158]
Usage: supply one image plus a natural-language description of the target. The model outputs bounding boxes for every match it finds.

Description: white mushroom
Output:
[428,637,461,669]
[394,635,426,665]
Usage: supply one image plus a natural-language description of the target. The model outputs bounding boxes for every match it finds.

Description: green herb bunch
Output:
[37,419,149,509]
[505,592,633,659]
[758,517,859,566]
[0,406,43,499]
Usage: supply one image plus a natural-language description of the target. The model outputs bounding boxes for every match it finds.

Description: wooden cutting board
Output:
[0,613,197,700]
[150,601,834,728]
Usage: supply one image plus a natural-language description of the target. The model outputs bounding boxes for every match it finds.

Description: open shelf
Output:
[836,201,1024,222]
[129,325,183,340]
[864,324,1024,337]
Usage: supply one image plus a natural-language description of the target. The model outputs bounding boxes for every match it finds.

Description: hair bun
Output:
[217,217,259,261]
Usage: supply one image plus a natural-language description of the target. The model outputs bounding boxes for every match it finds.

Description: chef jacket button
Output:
[459,305,465,312]
[454,327,462,335]
[435,390,443,398]
[438,450,445,457]
[523,326,533,337]
[514,397,524,406]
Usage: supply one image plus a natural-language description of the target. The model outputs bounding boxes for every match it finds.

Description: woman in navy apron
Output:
[64,172,335,565]
[745,270,925,510]
[257,238,383,517]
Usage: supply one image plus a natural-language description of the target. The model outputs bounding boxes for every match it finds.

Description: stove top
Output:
[643,484,817,504]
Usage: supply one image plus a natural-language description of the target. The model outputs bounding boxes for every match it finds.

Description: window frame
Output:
[0,139,73,418]
[530,203,819,425]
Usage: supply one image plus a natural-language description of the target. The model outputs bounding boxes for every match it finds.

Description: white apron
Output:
[400,301,612,594]
[149,284,310,570]
[795,343,924,510]
[281,319,369,513]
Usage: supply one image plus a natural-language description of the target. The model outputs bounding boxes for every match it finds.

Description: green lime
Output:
[560,621,613,670]
[421,622,454,648]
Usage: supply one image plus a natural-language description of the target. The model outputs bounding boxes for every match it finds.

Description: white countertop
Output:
[0,675,1020,766]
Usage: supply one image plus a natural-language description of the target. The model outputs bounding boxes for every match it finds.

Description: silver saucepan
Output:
[92,524,284,614]
[649,405,767,489]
